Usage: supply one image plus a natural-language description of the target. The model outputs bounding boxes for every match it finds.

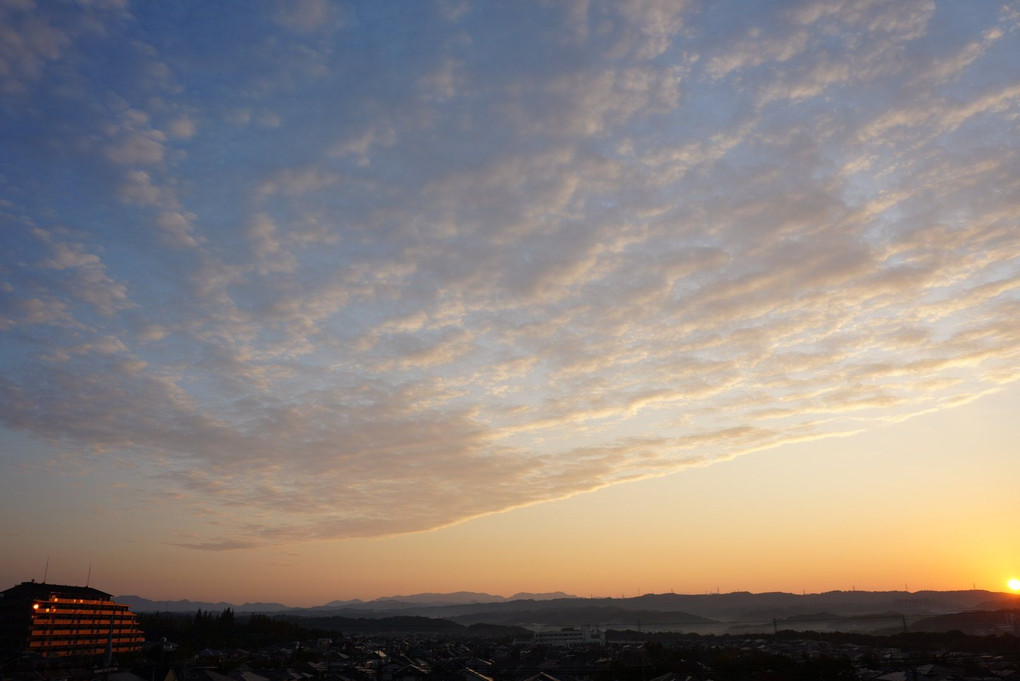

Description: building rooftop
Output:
[1,580,113,602]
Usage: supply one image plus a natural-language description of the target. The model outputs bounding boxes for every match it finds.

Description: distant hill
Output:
[294,590,1020,635]
[116,595,291,613]
[118,589,1020,635]
[119,590,577,614]
[356,591,576,607]
[906,609,1020,636]
[510,591,576,601]
[448,604,714,628]
[277,613,532,638]
[367,591,507,605]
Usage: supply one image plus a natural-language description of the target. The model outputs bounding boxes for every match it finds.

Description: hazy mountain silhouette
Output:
[313,591,575,611]
[118,590,576,614]
[119,589,1020,634]
[116,595,291,613]
[298,590,1018,620]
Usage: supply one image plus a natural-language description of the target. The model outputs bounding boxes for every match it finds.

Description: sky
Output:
[1,0,1018,608]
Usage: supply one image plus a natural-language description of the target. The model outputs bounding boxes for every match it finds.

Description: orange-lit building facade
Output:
[0,581,144,662]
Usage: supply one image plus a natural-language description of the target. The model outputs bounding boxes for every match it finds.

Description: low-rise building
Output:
[532,627,604,647]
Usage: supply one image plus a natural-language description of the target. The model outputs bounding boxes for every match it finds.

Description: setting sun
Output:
[1009,579,1020,592]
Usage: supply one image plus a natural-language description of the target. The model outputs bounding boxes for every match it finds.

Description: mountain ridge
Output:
[118,589,1019,625]
[117,590,578,614]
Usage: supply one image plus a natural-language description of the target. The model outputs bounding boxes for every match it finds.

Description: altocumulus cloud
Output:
[0,0,1018,550]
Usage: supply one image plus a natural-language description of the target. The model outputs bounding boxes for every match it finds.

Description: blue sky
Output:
[1,0,1018,602]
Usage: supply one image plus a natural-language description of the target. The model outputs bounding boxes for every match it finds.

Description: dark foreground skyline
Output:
[4,578,1019,679]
